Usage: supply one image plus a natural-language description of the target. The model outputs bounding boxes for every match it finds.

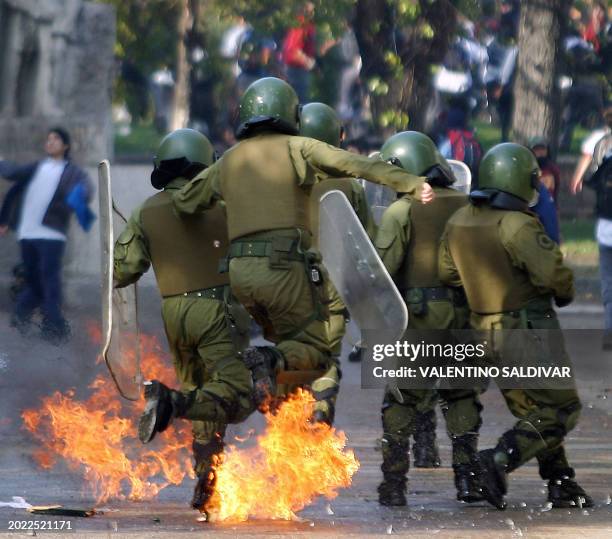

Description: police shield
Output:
[448,159,472,193]
[98,160,142,401]
[319,190,408,341]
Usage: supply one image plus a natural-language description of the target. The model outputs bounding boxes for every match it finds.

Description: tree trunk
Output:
[511,0,567,155]
[169,0,192,131]
[353,0,398,139]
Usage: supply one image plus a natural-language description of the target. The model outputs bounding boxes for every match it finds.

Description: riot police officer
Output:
[173,77,434,422]
[439,143,593,510]
[113,129,253,512]
[375,131,483,506]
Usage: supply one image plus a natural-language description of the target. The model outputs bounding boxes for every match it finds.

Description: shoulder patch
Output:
[536,232,555,250]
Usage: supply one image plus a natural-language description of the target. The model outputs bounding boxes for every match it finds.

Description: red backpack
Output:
[448,129,482,174]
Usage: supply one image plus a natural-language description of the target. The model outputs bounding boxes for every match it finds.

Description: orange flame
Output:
[206,389,359,522]
[21,332,360,520]
[21,334,194,503]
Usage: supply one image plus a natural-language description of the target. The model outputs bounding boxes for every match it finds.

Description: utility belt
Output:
[164,285,227,300]
[223,233,329,328]
[402,286,467,316]
[475,296,555,328]
[221,236,305,271]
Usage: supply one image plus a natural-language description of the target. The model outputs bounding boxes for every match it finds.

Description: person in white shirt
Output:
[570,107,612,348]
[0,127,93,343]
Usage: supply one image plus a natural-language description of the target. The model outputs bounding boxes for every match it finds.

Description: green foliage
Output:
[214,0,354,37]
[379,109,410,129]
[99,0,180,72]
[114,124,163,157]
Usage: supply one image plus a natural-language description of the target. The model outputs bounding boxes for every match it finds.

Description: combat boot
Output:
[452,433,483,503]
[311,400,335,426]
[242,346,283,411]
[378,476,407,506]
[413,410,441,468]
[477,448,508,510]
[348,345,363,362]
[379,435,410,506]
[191,438,224,514]
[138,380,190,443]
[548,475,594,508]
[454,464,484,503]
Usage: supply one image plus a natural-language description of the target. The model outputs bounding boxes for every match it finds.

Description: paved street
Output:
[0,286,611,538]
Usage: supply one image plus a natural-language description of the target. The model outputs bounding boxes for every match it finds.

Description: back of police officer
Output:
[439,143,592,510]
[374,131,483,506]
[113,129,253,514]
[173,77,433,423]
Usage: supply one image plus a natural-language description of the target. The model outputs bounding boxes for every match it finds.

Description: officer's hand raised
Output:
[420,183,435,204]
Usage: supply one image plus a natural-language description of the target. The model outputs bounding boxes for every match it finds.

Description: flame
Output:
[21,334,194,503]
[21,332,360,520]
[206,389,359,522]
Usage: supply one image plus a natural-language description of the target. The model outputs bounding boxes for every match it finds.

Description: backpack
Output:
[447,129,482,174]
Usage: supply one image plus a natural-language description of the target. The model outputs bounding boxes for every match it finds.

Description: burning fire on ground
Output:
[21,335,195,503]
[206,389,359,522]
[21,333,360,520]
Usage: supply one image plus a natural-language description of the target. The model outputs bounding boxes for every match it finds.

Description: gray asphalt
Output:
[0,285,610,538]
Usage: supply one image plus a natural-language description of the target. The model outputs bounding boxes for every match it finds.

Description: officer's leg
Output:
[140,298,253,441]
[191,421,225,512]
[478,387,583,510]
[378,388,427,506]
[412,391,441,468]
[310,359,341,425]
[230,257,333,412]
[231,257,331,370]
[438,388,483,502]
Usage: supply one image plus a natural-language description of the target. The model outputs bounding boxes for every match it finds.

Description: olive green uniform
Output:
[174,134,426,418]
[439,204,581,478]
[114,178,253,475]
[375,187,482,483]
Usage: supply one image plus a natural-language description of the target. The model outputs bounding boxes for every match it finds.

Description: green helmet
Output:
[237,77,299,138]
[380,131,454,183]
[151,128,215,189]
[299,102,343,147]
[477,143,539,203]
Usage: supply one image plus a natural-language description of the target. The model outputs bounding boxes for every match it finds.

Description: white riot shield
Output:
[319,190,408,341]
[98,160,142,401]
[448,159,472,194]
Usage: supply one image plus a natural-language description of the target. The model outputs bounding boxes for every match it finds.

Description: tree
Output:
[169,0,193,130]
[354,0,458,137]
[511,0,569,153]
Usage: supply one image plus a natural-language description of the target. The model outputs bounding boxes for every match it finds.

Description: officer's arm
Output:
[295,138,429,200]
[438,229,462,287]
[172,160,222,215]
[113,207,151,288]
[374,199,411,277]
[503,217,574,306]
